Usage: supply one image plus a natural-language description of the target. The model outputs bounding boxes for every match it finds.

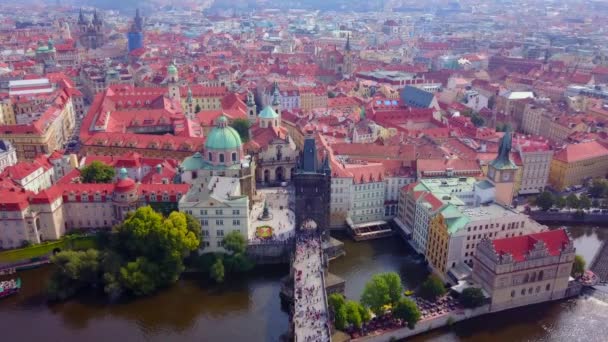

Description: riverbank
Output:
[1,226,607,341]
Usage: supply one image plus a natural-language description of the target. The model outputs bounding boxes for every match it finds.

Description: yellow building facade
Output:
[549,141,608,190]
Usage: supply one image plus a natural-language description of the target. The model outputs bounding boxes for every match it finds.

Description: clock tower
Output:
[488,130,518,206]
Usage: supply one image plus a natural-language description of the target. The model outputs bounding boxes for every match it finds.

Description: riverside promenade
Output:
[293,228,331,342]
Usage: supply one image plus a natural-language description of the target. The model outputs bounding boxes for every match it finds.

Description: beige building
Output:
[549,140,608,190]
[473,229,576,312]
[0,90,76,160]
[538,114,588,144]
[521,103,545,136]
[513,138,553,195]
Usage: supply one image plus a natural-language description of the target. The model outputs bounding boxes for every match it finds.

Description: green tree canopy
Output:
[230,118,251,143]
[223,231,247,255]
[47,249,102,300]
[194,104,201,113]
[392,297,421,329]
[460,287,485,308]
[109,207,201,295]
[554,196,566,209]
[471,113,485,127]
[536,191,554,211]
[589,179,608,198]
[80,161,115,183]
[360,272,404,315]
[566,194,580,209]
[418,275,446,301]
[210,258,225,283]
[572,255,586,277]
[345,301,363,329]
[579,194,592,209]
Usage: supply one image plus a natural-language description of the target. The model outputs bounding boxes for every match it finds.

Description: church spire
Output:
[345,33,351,51]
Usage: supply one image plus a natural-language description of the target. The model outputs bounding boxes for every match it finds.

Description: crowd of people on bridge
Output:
[293,231,330,342]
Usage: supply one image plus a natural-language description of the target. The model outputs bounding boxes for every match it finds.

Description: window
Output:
[233,209,240,215]
[511,290,515,298]
[538,271,544,281]
[219,154,225,163]
[208,152,213,161]
[217,230,224,237]
[546,284,551,291]
[521,289,526,296]
[232,152,237,161]
[216,220,224,226]
[217,241,224,247]
[200,209,207,215]
[201,220,208,226]
[536,286,541,293]
[233,219,240,226]
[202,230,210,237]
[528,287,533,294]
[215,209,223,215]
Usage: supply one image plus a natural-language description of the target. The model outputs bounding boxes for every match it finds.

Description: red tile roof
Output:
[553,140,608,163]
[491,229,571,262]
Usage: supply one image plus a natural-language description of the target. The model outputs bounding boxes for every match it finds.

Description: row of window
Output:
[209,152,237,163]
[200,220,241,227]
[511,284,551,297]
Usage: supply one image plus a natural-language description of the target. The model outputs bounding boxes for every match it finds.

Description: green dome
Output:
[259,106,278,119]
[205,117,242,150]
[167,64,177,75]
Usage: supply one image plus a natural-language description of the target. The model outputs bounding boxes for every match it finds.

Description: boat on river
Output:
[0,278,21,299]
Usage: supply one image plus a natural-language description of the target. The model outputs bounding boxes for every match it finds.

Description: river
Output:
[0,225,606,341]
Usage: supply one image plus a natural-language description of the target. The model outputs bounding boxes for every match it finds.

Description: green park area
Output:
[0,235,97,263]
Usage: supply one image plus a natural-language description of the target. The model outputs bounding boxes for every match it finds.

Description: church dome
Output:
[205,116,242,150]
[259,106,279,119]
[114,168,136,193]
[167,63,177,75]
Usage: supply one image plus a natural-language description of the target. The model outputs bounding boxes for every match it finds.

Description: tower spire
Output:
[345,33,351,51]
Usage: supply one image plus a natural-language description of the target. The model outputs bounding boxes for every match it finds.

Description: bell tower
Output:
[167,61,180,102]
[247,91,257,123]
[488,129,518,206]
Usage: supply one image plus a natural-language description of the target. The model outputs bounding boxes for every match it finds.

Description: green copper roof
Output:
[490,130,517,170]
[440,204,469,235]
[205,117,242,150]
[167,63,177,75]
[259,106,278,119]
[180,152,206,171]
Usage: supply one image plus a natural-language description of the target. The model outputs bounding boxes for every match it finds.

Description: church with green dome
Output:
[179,115,256,201]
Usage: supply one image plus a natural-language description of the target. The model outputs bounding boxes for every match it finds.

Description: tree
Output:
[571,255,586,277]
[329,293,346,312]
[360,272,403,315]
[110,207,201,295]
[554,196,566,209]
[579,194,592,209]
[392,298,421,329]
[47,249,102,300]
[334,304,348,330]
[566,194,580,209]
[418,275,446,301]
[80,161,115,183]
[589,179,608,198]
[230,118,251,143]
[460,287,485,308]
[327,91,336,98]
[210,258,225,283]
[536,191,554,211]
[345,301,363,329]
[471,113,485,127]
[184,213,202,245]
[223,231,247,255]
[119,257,159,296]
[194,104,201,113]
